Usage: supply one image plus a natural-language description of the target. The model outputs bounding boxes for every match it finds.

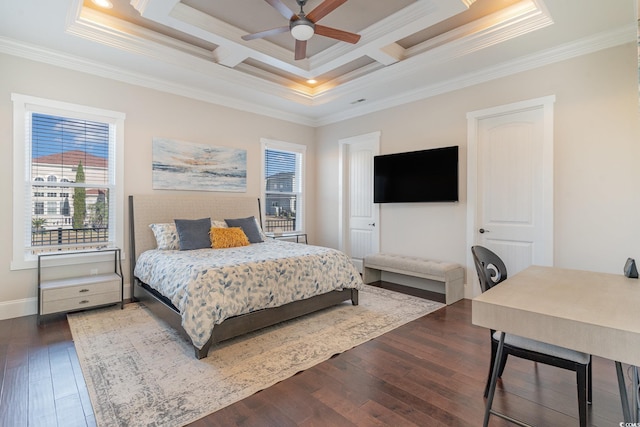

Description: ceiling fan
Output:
[241,0,361,60]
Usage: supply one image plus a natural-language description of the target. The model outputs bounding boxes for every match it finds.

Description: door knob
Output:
[479,228,489,234]
[368,223,376,227]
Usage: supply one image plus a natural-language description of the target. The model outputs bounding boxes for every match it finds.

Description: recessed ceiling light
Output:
[306,79,317,85]
[92,0,113,9]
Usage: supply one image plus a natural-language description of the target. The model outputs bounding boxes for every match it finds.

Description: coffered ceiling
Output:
[0,0,635,125]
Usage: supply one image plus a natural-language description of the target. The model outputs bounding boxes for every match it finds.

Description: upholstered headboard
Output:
[128,194,260,268]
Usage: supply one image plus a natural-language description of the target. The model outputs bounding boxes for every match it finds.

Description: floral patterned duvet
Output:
[133,239,363,349]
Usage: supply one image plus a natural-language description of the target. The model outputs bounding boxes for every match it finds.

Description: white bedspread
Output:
[134,239,363,349]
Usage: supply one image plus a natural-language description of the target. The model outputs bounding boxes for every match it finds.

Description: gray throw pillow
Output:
[224,216,264,243]
[174,218,211,250]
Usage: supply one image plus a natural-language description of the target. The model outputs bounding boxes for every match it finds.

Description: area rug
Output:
[68,285,444,427]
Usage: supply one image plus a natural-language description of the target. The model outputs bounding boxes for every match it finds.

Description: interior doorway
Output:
[339,131,380,272]
[466,96,555,296]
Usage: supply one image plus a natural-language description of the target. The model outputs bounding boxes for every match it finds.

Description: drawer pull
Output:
[79,289,90,293]
[79,300,90,304]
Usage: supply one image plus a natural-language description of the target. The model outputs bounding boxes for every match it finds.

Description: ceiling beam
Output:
[367,43,405,65]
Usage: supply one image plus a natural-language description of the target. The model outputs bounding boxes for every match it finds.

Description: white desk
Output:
[472,265,640,425]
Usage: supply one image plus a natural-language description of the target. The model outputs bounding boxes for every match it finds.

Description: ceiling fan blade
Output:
[264,0,296,20]
[295,40,307,60]
[242,26,290,41]
[306,0,347,23]
[314,25,361,44]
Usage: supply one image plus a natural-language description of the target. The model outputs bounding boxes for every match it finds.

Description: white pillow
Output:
[254,217,268,241]
[149,223,180,250]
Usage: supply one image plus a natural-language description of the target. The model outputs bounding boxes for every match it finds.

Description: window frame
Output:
[260,138,306,234]
[11,93,125,270]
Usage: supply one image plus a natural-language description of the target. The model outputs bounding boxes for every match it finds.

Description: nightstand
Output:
[265,232,308,244]
[37,248,124,323]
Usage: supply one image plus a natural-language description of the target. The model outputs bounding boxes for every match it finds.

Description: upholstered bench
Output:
[363,253,465,305]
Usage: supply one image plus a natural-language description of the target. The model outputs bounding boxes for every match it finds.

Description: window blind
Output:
[31,113,110,183]
[264,147,302,233]
[27,113,115,253]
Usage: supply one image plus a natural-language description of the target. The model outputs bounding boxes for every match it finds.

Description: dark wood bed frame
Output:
[128,194,359,359]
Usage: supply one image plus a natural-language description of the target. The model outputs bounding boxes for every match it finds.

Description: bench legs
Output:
[363,265,464,305]
[363,267,381,284]
[445,277,465,305]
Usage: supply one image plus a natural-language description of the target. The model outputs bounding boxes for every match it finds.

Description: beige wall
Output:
[2,41,640,314]
[0,53,315,315]
[316,43,640,296]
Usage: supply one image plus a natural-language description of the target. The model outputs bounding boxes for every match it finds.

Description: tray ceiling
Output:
[0,0,635,125]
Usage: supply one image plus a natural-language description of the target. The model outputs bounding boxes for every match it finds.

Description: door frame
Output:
[338,131,381,254]
[465,95,555,296]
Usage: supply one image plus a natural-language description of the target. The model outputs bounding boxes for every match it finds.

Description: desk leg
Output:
[484,332,505,427]
[616,361,632,422]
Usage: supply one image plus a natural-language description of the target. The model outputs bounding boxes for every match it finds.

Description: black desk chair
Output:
[471,245,592,427]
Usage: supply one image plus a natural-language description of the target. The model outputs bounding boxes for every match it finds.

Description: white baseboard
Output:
[0,283,132,320]
[0,297,38,320]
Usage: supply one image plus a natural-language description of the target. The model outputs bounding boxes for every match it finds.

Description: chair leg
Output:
[497,351,509,377]
[576,365,588,427]
[587,358,592,404]
[484,333,507,427]
[484,340,498,398]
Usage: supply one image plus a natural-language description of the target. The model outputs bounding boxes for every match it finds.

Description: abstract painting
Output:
[152,138,247,192]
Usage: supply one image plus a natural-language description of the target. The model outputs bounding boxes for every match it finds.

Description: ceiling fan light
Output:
[290,22,314,41]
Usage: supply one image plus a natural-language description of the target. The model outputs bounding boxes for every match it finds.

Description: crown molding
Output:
[0,37,316,126]
[306,7,553,114]
[62,0,557,109]
[66,5,319,103]
[0,19,633,128]
[405,0,553,59]
[315,24,635,126]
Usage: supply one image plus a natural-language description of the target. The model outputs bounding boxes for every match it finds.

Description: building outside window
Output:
[261,139,305,233]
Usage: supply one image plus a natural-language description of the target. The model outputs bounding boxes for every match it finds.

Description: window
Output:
[12,94,125,269]
[261,139,305,233]
[46,201,57,215]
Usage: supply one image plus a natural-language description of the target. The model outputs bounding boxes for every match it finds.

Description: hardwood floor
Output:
[0,286,627,426]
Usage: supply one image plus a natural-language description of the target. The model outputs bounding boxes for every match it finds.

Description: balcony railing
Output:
[264,218,296,232]
[31,227,108,247]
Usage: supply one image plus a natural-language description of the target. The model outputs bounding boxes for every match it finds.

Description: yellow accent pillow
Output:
[210,227,250,249]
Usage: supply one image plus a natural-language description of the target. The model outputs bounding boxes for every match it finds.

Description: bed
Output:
[128,194,362,359]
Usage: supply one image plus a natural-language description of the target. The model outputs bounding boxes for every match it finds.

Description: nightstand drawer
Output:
[41,275,120,301]
[41,291,121,315]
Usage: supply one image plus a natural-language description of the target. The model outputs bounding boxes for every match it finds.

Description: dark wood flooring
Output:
[0,283,627,426]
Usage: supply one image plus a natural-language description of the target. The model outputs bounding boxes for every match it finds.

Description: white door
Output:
[467,96,554,288]
[340,132,380,272]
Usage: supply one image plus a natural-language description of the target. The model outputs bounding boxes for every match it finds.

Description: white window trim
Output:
[11,93,126,270]
[260,138,306,233]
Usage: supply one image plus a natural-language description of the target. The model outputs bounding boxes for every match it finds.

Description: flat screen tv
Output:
[374,146,458,203]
